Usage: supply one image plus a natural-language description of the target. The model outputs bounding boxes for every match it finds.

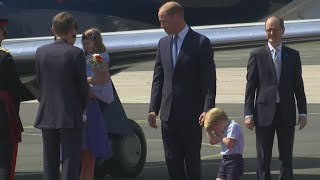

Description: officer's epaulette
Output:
[0,47,10,54]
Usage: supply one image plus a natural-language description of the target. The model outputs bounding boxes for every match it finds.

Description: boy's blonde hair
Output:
[82,28,106,54]
[204,108,228,130]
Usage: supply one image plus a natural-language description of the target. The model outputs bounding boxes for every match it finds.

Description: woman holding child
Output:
[80,28,114,180]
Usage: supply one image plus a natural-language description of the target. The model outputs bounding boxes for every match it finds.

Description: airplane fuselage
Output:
[2,0,272,38]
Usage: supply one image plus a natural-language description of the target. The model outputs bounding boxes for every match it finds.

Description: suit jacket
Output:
[0,47,22,111]
[244,44,307,126]
[34,39,89,129]
[0,47,24,142]
[149,28,216,122]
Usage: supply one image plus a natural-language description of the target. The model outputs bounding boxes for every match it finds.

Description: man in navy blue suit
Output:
[148,2,216,180]
[34,12,88,180]
[244,16,307,180]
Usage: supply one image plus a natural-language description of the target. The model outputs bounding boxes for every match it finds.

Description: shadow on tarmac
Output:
[15,157,320,180]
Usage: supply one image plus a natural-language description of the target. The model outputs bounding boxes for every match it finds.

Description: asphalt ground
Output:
[15,40,320,179]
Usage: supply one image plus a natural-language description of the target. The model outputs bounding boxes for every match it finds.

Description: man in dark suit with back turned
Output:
[148,1,216,180]
[34,12,88,180]
[244,16,307,180]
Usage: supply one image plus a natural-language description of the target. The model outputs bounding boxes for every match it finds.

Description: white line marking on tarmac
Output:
[21,132,222,160]
[21,100,38,103]
[201,154,222,160]
[23,126,35,129]
[16,172,42,176]
[143,161,221,169]
[22,133,41,136]
[21,133,221,152]
[146,139,219,148]
[309,112,320,115]
[135,117,243,124]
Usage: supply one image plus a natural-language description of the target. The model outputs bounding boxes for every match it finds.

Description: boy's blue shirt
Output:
[220,120,244,155]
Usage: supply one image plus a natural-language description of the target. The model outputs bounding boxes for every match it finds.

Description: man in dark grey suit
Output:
[244,16,307,180]
[148,2,216,180]
[34,12,88,180]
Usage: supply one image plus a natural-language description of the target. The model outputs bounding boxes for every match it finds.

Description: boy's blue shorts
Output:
[217,154,244,180]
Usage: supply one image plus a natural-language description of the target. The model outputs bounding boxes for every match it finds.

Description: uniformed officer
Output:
[0,15,24,180]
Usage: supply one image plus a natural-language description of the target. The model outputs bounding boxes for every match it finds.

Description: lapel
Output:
[174,29,192,69]
[161,35,175,71]
[263,45,278,83]
[279,45,288,83]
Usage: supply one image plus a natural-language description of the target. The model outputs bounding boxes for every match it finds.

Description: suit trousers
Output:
[42,128,82,180]
[0,140,12,180]
[255,104,295,180]
[0,103,17,180]
[161,117,202,180]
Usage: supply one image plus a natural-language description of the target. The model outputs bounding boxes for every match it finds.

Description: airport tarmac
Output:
[16,41,320,179]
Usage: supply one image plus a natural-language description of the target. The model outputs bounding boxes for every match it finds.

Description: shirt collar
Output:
[223,120,232,133]
[268,42,282,53]
[175,25,189,40]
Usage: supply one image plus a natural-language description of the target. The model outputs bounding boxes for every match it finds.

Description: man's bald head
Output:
[265,16,284,29]
[265,16,285,47]
[159,1,184,18]
[158,1,186,35]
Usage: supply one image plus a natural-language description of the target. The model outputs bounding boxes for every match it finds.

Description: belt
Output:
[223,154,242,159]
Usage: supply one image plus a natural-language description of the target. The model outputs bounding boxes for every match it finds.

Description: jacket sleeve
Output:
[35,48,41,101]
[75,49,89,111]
[149,42,164,115]
[294,51,307,114]
[200,36,216,112]
[5,54,23,112]
[244,51,258,116]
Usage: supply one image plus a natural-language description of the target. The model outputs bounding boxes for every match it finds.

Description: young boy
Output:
[204,108,244,180]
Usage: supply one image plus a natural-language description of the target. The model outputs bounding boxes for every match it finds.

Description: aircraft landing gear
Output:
[94,119,147,177]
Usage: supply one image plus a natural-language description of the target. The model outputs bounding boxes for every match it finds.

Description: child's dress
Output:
[82,100,111,158]
[86,52,114,104]
[82,51,113,158]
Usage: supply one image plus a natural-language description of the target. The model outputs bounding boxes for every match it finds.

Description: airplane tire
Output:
[94,119,147,177]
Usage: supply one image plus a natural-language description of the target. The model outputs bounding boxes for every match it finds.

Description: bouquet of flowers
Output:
[88,53,108,88]
[89,53,104,68]
[87,53,114,104]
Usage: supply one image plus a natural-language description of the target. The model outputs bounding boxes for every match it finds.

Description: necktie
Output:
[272,48,281,82]
[272,48,281,102]
[172,35,179,68]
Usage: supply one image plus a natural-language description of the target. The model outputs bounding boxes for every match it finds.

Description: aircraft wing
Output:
[2,19,320,100]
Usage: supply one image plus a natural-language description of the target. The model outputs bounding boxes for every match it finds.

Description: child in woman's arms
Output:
[82,28,114,104]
